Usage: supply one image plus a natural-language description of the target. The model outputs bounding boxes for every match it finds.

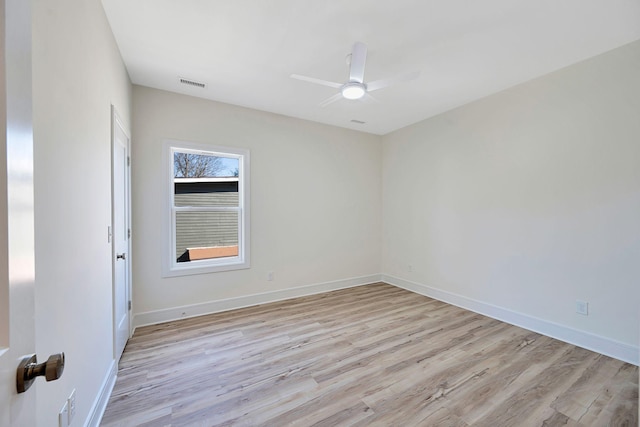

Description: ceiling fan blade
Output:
[364,93,379,103]
[366,70,420,92]
[349,42,367,83]
[319,93,344,107]
[290,74,342,89]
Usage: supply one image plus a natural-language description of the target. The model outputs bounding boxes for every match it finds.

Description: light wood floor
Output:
[101,283,638,426]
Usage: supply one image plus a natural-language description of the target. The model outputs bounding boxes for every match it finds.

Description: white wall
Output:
[132,86,381,322]
[32,0,132,424]
[382,41,640,362]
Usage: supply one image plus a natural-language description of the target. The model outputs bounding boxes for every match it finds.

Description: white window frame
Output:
[162,139,250,277]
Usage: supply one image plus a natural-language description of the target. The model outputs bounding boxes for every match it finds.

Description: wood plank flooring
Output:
[101,283,638,426]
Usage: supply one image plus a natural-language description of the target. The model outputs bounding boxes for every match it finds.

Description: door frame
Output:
[110,105,132,360]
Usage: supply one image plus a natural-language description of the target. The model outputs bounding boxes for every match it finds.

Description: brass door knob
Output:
[16,352,65,393]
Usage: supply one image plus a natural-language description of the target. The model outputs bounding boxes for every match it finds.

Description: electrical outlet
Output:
[59,401,69,427]
[68,389,76,425]
[267,271,274,281]
[576,300,589,315]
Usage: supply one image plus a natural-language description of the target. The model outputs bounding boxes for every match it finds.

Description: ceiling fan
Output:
[291,42,419,107]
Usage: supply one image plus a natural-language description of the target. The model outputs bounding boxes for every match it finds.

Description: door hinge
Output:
[128,300,132,311]
[127,156,130,166]
[127,228,131,239]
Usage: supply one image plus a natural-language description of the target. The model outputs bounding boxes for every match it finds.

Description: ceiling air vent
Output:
[350,119,366,124]
[179,77,206,89]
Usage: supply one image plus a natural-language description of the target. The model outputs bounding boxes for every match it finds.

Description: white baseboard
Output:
[382,274,638,366]
[85,359,117,427]
[131,272,637,365]
[133,274,382,330]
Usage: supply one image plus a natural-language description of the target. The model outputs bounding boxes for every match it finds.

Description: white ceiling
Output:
[101,0,640,135]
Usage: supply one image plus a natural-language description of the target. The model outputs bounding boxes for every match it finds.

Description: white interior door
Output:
[112,107,131,361]
[0,0,37,425]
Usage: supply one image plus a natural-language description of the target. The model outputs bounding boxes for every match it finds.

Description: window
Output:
[163,140,250,276]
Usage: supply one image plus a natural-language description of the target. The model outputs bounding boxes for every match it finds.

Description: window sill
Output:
[162,259,250,277]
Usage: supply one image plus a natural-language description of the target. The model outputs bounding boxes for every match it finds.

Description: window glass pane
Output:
[175,211,239,262]
[174,180,239,207]
[174,152,239,178]
[174,152,239,207]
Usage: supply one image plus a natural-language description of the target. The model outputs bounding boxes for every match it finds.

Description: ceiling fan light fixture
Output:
[341,82,366,100]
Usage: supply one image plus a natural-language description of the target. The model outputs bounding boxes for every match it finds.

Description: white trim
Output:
[111,105,133,360]
[175,177,238,183]
[133,274,382,329]
[132,273,637,364]
[85,360,117,427]
[382,274,639,366]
